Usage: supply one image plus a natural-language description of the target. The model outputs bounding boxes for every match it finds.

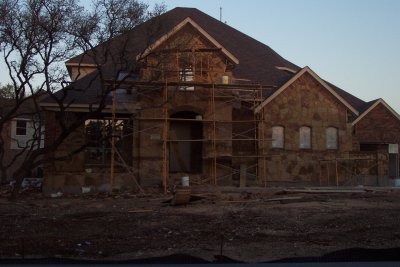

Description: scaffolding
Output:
[106,47,393,193]
[107,77,273,193]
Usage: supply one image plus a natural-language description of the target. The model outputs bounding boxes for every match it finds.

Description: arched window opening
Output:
[299,126,311,149]
[272,126,284,148]
[326,127,338,149]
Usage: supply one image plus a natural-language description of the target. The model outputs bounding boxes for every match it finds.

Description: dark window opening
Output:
[84,118,132,166]
[389,154,399,178]
[16,120,27,136]
[359,143,387,152]
[169,111,202,173]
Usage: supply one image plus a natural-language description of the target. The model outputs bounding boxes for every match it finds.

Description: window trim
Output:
[299,126,312,149]
[326,126,339,150]
[271,125,285,149]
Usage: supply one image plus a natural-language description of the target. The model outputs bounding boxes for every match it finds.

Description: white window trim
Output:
[271,126,284,149]
[15,120,28,136]
[299,126,311,149]
[326,127,338,150]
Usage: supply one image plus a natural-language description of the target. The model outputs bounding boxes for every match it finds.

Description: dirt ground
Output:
[1,185,400,263]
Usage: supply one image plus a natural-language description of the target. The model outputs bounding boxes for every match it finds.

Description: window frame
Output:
[326,126,339,150]
[271,125,285,149]
[179,66,194,91]
[15,120,27,136]
[299,126,312,149]
[84,118,132,166]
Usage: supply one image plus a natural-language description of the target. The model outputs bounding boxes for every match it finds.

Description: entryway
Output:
[169,111,203,173]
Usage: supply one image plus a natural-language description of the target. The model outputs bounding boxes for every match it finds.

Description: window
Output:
[271,126,284,148]
[326,127,338,149]
[299,126,311,149]
[84,119,132,165]
[15,120,27,136]
[179,66,194,91]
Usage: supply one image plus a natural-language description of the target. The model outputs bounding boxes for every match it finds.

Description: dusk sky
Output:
[146,0,400,113]
[1,0,399,113]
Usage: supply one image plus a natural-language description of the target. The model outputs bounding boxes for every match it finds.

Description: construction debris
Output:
[282,188,366,194]
[171,187,191,206]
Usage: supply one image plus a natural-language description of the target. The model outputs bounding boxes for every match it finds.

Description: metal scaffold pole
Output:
[162,81,169,193]
[109,84,116,194]
[212,83,217,185]
[261,110,267,187]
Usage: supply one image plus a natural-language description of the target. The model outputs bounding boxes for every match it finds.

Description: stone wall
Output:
[43,22,238,191]
[136,87,232,187]
[43,111,137,193]
[258,72,354,184]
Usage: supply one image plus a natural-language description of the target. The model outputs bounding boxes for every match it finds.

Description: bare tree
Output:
[0,0,166,197]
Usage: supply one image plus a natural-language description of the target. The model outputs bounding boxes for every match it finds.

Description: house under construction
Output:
[40,8,400,193]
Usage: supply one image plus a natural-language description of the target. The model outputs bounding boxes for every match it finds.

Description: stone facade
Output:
[43,22,236,191]
[259,72,358,185]
[42,15,400,192]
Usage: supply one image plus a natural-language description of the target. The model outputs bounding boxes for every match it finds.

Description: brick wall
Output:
[355,103,400,146]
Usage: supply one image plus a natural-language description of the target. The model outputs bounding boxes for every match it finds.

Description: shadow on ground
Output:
[1,247,400,264]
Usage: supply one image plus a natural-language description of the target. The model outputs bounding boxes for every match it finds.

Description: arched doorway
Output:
[169,111,202,173]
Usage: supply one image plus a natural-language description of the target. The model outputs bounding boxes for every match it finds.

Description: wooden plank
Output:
[128,210,153,213]
[283,189,366,194]
[264,196,303,202]
[221,199,260,203]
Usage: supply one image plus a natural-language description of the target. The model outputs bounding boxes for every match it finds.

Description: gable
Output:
[354,101,400,144]
[255,66,359,115]
[259,71,353,151]
[262,72,350,122]
[137,17,239,65]
[352,99,400,126]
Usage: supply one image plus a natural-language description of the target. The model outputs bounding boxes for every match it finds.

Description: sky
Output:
[1,0,399,113]
[144,0,400,113]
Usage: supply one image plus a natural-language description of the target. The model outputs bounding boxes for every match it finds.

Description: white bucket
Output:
[82,186,91,194]
[181,176,190,187]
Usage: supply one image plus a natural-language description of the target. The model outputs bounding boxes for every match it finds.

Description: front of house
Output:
[39,7,400,193]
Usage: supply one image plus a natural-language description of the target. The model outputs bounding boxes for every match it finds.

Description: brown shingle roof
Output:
[0,90,47,119]
[66,7,299,87]
[326,82,366,112]
[52,7,371,113]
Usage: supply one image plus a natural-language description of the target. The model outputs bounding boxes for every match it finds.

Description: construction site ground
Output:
[1,186,400,263]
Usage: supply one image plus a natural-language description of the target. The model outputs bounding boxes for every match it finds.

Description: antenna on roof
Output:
[220,7,222,22]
